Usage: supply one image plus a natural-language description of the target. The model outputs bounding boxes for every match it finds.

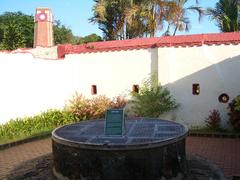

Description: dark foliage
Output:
[0,12,34,49]
[205,109,221,130]
[53,20,74,45]
[207,0,239,32]
[228,96,240,130]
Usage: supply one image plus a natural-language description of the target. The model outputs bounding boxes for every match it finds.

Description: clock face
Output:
[37,13,47,21]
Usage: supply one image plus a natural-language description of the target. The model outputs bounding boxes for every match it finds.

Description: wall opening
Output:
[192,84,200,95]
[91,85,97,95]
[218,93,229,103]
[132,85,139,93]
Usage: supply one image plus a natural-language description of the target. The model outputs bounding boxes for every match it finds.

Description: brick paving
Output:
[0,137,239,180]
[0,138,52,180]
[187,137,240,180]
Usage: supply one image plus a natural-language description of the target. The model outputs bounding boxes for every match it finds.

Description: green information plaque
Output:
[104,109,124,136]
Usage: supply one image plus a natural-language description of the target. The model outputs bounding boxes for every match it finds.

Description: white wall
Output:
[64,49,152,98]
[0,44,240,127]
[158,44,240,127]
[0,49,151,124]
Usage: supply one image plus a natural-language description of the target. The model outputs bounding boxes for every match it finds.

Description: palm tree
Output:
[126,0,177,37]
[207,0,239,32]
[91,0,180,39]
[166,0,204,36]
[90,0,125,40]
[124,0,179,37]
[90,0,203,39]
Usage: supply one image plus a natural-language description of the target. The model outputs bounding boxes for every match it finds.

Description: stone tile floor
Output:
[0,137,239,180]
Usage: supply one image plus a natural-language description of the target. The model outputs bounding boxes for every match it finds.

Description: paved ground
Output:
[0,137,239,180]
[187,137,240,179]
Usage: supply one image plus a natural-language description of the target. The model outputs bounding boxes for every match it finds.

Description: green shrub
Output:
[0,109,74,143]
[228,95,240,130]
[130,76,178,118]
[234,95,240,112]
[205,109,221,130]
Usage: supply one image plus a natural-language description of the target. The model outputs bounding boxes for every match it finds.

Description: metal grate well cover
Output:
[54,118,187,146]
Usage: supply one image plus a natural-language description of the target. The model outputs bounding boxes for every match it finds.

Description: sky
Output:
[0,0,220,37]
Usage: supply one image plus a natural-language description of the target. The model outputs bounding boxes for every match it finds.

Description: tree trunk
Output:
[173,25,178,36]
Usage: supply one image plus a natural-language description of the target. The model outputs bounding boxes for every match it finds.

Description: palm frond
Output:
[206,0,239,32]
[187,5,205,22]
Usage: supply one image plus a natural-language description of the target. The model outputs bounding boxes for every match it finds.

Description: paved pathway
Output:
[0,138,52,180]
[187,137,240,179]
[0,137,239,179]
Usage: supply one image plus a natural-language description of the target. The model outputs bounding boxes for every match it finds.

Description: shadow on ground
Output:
[7,154,225,180]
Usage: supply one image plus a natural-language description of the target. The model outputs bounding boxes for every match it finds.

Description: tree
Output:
[90,0,202,39]
[207,0,239,32]
[53,20,74,45]
[125,0,178,38]
[78,33,102,44]
[0,12,34,48]
[164,0,204,36]
[2,23,26,50]
[90,0,173,39]
[90,0,127,40]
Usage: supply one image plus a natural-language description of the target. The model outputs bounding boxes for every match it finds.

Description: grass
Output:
[189,126,240,136]
[0,109,75,145]
[0,130,52,145]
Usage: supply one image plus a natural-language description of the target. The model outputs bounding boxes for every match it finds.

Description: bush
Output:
[64,93,92,121]
[205,109,221,130]
[228,95,240,130]
[90,96,112,119]
[65,93,128,121]
[110,96,127,109]
[0,94,128,144]
[0,109,73,142]
[130,76,178,118]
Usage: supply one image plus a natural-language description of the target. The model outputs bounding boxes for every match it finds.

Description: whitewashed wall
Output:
[0,44,240,127]
[0,49,151,124]
[64,49,152,98]
[158,44,240,128]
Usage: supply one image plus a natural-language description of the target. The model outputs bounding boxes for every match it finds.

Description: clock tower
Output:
[34,8,54,48]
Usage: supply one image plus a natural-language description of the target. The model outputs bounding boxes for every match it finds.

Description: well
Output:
[52,118,188,180]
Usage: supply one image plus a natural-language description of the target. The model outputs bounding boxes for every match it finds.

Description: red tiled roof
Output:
[57,32,240,58]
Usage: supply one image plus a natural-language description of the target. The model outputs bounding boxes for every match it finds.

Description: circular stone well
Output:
[52,118,188,180]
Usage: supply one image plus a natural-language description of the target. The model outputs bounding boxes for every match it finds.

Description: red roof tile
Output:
[57,32,240,58]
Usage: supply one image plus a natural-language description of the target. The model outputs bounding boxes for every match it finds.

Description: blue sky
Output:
[0,0,220,37]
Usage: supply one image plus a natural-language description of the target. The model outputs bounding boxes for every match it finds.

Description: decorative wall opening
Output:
[132,85,139,93]
[218,93,229,103]
[91,85,97,95]
[192,84,200,95]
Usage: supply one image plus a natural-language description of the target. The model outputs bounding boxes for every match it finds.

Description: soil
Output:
[7,154,225,180]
